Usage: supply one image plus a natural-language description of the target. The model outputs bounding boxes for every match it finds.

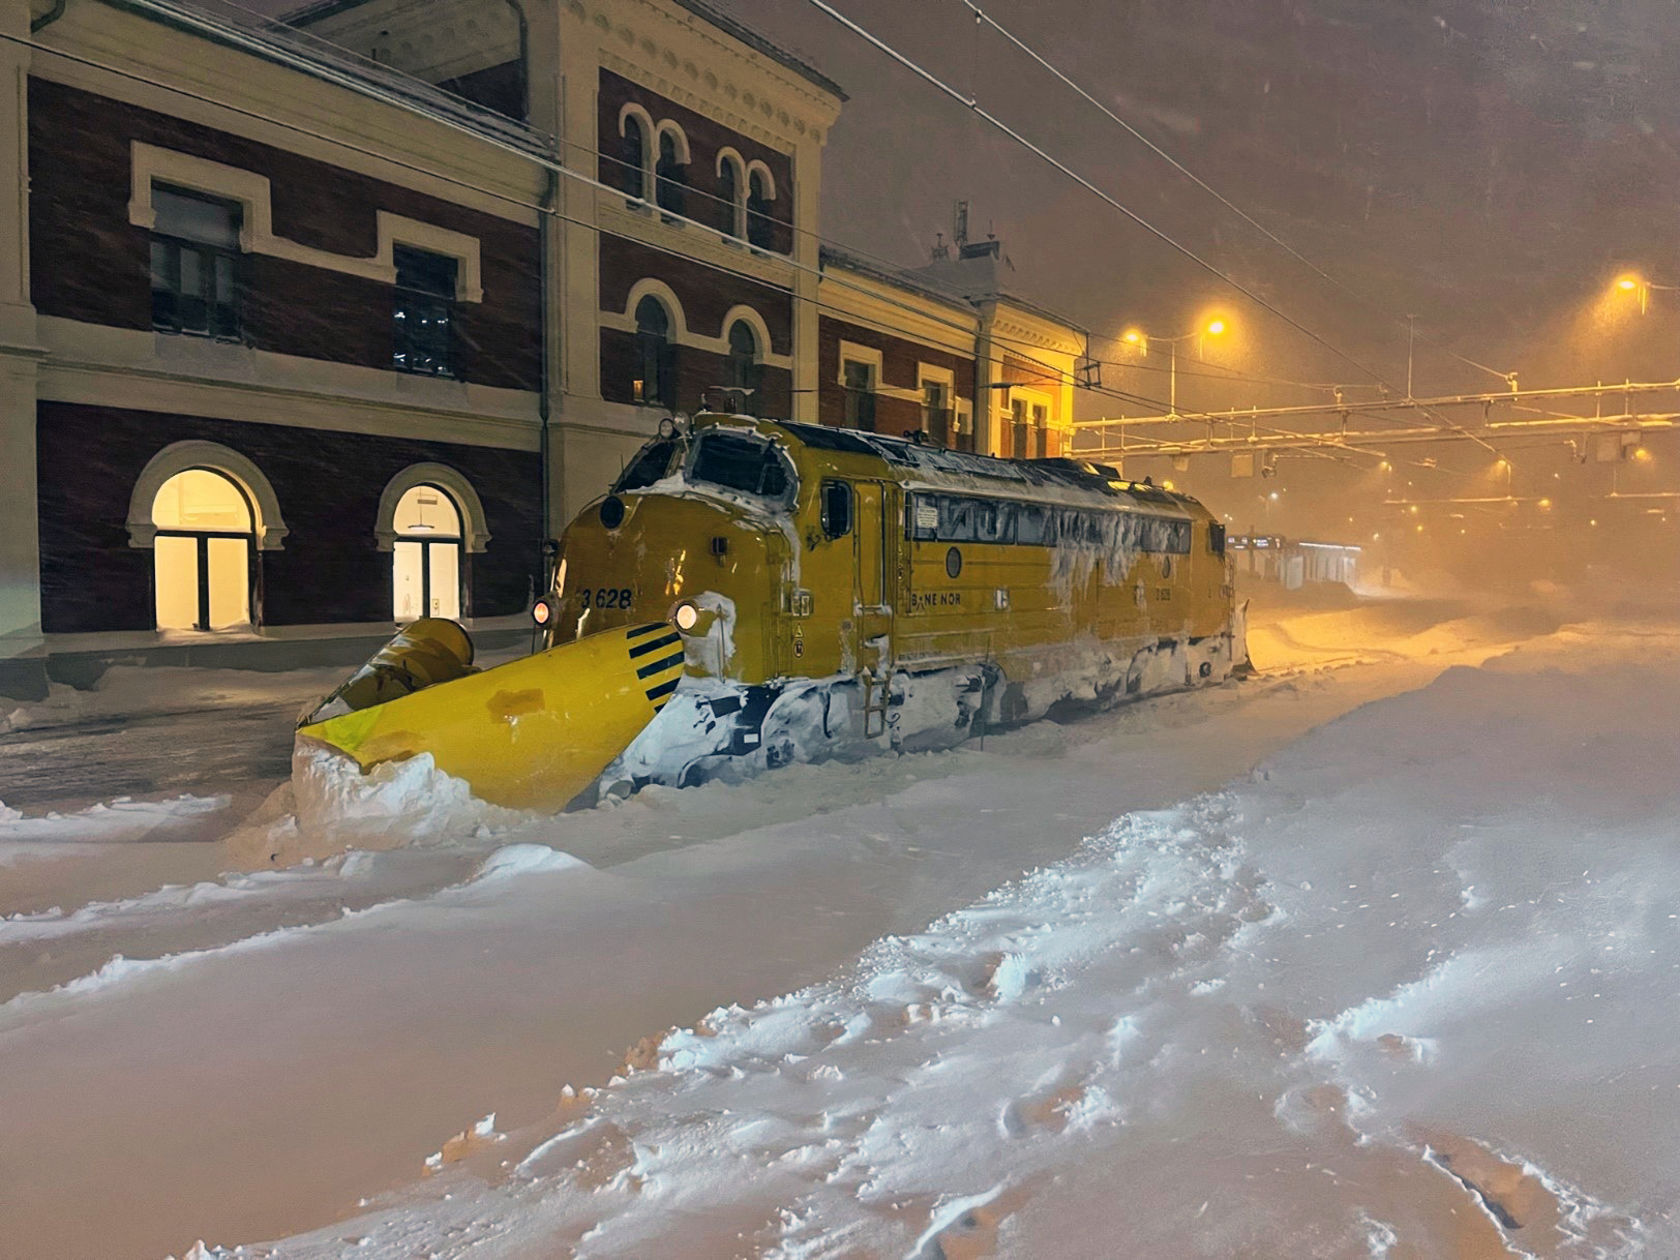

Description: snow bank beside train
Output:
[253,642,1680,1258]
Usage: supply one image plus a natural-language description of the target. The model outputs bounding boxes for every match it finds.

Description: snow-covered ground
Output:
[1,592,1675,1258]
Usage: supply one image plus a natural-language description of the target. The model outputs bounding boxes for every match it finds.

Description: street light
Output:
[1118,317,1230,414]
[1611,271,1680,316]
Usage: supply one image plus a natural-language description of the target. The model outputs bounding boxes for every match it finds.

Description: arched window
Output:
[620,112,649,199]
[718,153,744,238]
[391,484,463,622]
[726,318,762,414]
[634,295,676,407]
[656,129,687,218]
[747,169,774,249]
[151,468,253,631]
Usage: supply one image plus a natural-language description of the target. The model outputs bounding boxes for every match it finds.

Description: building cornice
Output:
[571,0,842,152]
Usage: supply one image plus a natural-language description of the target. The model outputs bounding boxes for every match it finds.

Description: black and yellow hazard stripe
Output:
[624,622,685,712]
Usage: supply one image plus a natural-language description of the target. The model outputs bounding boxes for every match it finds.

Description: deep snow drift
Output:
[229,631,1678,1258]
[2,597,1674,1258]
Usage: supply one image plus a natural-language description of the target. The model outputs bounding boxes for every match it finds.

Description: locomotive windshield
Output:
[688,431,795,501]
[615,436,682,492]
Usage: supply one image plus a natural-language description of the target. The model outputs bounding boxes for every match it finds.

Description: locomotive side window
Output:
[821,480,853,538]
[1014,503,1047,545]
[690,432,795,501]
[1208,521,1227,557]
[906,492,1190,555]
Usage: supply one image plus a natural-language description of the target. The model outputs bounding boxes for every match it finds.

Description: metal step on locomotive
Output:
[296,409,1248,812]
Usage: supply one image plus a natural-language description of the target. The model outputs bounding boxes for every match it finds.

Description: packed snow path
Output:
[0,597,1673,1257]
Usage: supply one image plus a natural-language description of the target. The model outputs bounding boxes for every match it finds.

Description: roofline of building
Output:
[819,244,972,308]
[102,0,556,157]
[821,245,1089,341]
[286,0,847,102]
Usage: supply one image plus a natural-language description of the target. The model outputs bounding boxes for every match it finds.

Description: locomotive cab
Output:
[542,416,803,686]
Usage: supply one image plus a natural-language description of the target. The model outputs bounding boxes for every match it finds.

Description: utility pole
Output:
[1405,314,1416,401]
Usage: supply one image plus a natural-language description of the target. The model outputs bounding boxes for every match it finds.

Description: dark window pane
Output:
[719,159,740,234]
[1015,503,1047,545]
[395,246,457,298]
[617,438,681,492]
[691,433,791,499]
[656,132,687,217]
[747,170,774,249]
[153,185,240,248]
[393,247,457,376]
[621,116,645,195]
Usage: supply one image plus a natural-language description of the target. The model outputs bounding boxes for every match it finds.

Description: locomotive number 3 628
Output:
[580,587,635,610]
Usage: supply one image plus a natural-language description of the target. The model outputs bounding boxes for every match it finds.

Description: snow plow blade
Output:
[296,620,685,812]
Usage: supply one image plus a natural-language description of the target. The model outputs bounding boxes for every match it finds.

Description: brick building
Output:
[0,0,1083,697]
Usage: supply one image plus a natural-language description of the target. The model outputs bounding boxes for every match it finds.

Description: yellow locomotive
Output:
[298,411,1243,810]
[537,411,1243,793]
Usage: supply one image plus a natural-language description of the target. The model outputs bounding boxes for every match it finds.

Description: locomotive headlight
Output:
[673,600,701,632]
[531,595,558,627]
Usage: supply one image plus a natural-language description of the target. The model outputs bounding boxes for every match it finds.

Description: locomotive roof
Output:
[754,417,1202,516]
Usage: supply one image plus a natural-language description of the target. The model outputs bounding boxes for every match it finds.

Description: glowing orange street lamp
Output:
[1612,271,1680,315]
[1119,317,1231,414]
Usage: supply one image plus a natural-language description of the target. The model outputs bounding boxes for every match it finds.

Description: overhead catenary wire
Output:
[1,17,1188,428]
[956,0,1516,388]
[797,0,1504,460]
[800,0,1392,385]
[12,3,1364,456]
[9,3,1526,471]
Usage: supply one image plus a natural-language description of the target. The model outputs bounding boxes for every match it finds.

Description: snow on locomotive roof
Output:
[773,420,1198,515]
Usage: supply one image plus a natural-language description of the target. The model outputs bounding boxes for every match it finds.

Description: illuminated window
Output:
[392,246,457,377]
[151,468,252,631]
[1010,398,1028,459]
[150,184,241,340]
[633,295,676,407]
[392,484,463,622]
[1032,403,1049,459]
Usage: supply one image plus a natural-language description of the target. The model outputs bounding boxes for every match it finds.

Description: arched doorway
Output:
[392,483,463,621]
[151,468,254,631]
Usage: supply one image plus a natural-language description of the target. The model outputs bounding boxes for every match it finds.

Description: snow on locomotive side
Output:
[542,411,1246,796]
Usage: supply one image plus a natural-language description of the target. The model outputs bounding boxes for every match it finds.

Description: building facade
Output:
[1,0,1084,697]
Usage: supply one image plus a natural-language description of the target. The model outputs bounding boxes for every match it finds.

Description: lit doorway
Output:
[152,468,253,631]
[392,484,463,621]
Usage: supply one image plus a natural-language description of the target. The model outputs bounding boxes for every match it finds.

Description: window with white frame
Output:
[151,467,254,631]
[149,184,242,340]
[746,167,775,249]
[391,483,463,621]
[726,318,763,413]
[839,345,879,432]
[392,246,457,377]
[619,110,651,200]
[918,363,956,448]
[718,152,746,238]
[655,128,687,219]
[633,295,677,407]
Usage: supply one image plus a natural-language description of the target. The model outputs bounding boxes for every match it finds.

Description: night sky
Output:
[718,0,1680,412]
